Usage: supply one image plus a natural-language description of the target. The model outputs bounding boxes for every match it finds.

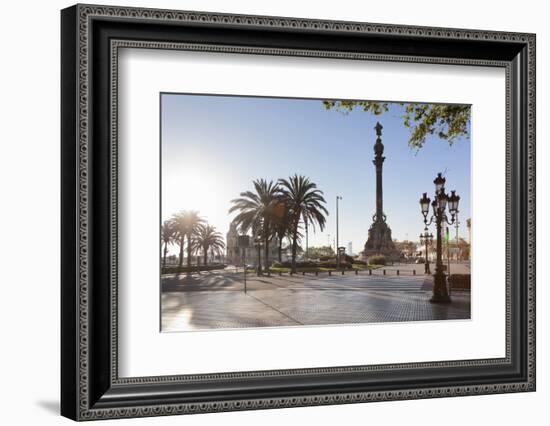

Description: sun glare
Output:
[162,164,231,254]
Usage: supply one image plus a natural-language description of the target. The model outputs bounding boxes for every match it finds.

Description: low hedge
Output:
[368,255,386,266]
[319,260,353,269]
[274,260,320,268]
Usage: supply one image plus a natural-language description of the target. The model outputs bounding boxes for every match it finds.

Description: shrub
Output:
[276,260,320,268]
[368,255,386,266]
[298,260,321,268]
[319,260,353,269]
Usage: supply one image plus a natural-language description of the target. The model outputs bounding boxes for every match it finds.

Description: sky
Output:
[161,93,471,256]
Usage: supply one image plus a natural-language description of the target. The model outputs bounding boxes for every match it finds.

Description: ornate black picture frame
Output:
[61,4,536,421]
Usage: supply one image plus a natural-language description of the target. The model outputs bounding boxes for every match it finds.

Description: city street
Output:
[161,266,470,331]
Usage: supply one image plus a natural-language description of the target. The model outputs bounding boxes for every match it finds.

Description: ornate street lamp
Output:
[419,227,434,274]
[448,190,460,215]
[419,173,460,303]
[434,172,446,193]
[419,192,430,218]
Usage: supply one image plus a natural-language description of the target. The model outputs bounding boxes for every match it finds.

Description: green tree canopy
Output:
[323,100,470,149]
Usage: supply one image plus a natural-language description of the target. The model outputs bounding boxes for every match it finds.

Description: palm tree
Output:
[161,220,175,269]
[229,179,280,274]
[170,210,204,269]
[278,175,328,273]
[193,224,225,266]
[169,216,186,268]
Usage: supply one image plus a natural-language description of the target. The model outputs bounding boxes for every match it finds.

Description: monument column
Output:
[364,121,397,258]
[373,122,385,222]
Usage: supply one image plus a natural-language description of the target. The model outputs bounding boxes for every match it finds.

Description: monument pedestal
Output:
[364,219,399,259]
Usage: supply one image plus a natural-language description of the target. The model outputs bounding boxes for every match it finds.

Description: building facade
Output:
[225,223,281,266]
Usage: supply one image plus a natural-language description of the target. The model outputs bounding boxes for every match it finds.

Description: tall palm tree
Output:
[161,220,175,269]
[229,179,279,274]
[169,217,186,268]
[278,175,328,273]
[170,210,204,269]
[193,224,225,266]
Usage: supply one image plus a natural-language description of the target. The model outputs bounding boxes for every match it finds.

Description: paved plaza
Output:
[161,266,471,332]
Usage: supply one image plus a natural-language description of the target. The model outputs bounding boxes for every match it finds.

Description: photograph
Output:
[160,94,472,332]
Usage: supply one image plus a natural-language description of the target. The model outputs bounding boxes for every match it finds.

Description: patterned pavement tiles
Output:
[161,271,470,332]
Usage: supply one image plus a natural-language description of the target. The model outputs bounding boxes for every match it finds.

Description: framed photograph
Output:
[61,4,536,421]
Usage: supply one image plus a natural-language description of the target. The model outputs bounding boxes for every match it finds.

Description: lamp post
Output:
[419,227,433,274]
[419,173,460,303]
[336,195,342,269]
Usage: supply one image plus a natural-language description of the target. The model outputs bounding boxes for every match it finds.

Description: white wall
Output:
[0,0,546,424]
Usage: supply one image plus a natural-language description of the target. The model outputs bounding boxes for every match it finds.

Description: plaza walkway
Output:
[161,269,470,332]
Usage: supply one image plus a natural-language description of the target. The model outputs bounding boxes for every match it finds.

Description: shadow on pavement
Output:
[162,272,242,292]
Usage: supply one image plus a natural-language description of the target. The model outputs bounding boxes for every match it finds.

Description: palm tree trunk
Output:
[291,226,298,273]
[203,247,208,266]
[186,234,192,269]
[264,234,270,271]
[163,242,168,269]
[178,235,184,268]
[278,237,282,263]
[257,244,262,276]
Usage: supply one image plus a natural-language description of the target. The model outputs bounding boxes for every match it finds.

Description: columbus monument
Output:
[364,122,399,259]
